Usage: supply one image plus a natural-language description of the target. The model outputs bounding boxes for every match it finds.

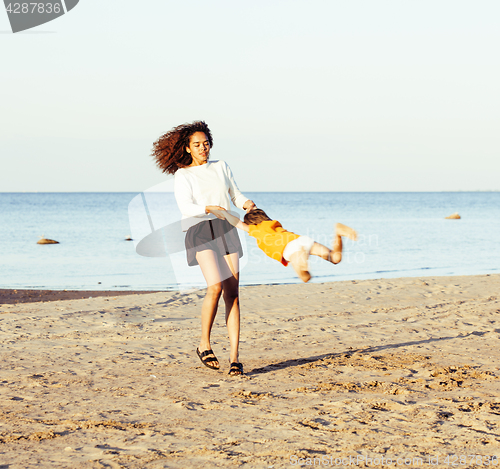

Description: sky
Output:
[1,0,499,192]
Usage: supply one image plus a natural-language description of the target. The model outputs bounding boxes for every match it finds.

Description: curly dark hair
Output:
[151,121,213,174]
[244,208,272,225]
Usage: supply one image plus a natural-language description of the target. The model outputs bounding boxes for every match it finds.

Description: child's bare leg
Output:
[289,248,312,283]
[309,242,330,260]
[309,241,342,264]
[332,223,357,264]
[335,223,357,241]
[332,235,343,264]
[309,223,357,265]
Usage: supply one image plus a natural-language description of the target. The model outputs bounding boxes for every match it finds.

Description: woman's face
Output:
[187,131,210,166]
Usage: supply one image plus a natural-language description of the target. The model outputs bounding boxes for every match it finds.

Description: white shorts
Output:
[283,236,315,262]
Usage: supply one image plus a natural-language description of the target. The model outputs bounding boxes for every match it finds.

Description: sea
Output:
[1,192,499,291]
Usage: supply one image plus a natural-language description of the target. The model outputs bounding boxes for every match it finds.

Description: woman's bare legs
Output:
[219,253,241,365]
[194,249,242,371]
[195,249,223,369]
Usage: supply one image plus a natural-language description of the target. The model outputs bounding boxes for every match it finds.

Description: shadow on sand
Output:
[247,332,487,375]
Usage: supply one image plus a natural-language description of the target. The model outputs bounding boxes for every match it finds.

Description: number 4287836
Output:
[5,3,62,14]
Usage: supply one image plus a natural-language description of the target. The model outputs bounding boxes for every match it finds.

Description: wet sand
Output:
[0,289,159,305]
[0,274,499,468]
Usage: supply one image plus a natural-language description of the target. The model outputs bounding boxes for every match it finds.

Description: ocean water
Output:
[1,192,499,291]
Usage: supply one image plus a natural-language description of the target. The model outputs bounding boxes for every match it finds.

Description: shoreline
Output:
[1,271,498,305]
[0,289,161,305]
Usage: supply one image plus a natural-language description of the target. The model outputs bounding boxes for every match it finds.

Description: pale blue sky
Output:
[1,1,499,192]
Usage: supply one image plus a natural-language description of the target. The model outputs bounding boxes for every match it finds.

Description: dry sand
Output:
[0,274,499,468]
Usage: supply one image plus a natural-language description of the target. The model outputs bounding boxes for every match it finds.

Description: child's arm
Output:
[213,210,250,233]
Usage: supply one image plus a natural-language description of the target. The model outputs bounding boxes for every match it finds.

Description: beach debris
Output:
[125,235,133,241]
[445,212,461,219]
[37,236,59,244]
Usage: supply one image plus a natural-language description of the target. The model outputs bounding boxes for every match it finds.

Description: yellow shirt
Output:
[248,220,300,266]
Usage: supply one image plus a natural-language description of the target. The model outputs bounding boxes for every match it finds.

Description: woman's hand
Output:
[211,209,228,220]
[205,205,226,219]
[243,200,256,212]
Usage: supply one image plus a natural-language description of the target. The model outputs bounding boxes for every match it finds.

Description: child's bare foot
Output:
[298,270,312,283]
[335,223,357,241]
[332,223,357,264]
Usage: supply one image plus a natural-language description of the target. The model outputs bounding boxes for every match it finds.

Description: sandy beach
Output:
[1,274,499,468]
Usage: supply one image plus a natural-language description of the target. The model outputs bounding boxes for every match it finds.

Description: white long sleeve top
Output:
[174,160,250,231]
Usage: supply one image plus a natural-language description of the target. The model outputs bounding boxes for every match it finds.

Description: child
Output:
[214,208,357,283]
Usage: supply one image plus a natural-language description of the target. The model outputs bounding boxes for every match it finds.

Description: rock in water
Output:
[445,213,461,219]
[37,238,59,244]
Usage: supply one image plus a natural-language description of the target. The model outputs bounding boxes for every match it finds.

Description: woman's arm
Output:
[213,210,249,233]
[223,162,255,212]
[174,172,207,217]
[242,199,256,212]
[206,205,226,215]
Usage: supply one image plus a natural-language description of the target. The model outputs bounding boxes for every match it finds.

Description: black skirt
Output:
[185,218,243,266]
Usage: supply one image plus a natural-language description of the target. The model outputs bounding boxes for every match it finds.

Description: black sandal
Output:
[228,362,244,376]
[196,348,220,370]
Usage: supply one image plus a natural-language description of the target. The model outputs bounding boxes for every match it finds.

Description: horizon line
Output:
[1,190,499,194]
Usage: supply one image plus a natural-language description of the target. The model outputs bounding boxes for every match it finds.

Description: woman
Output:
[151,121,255,375]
